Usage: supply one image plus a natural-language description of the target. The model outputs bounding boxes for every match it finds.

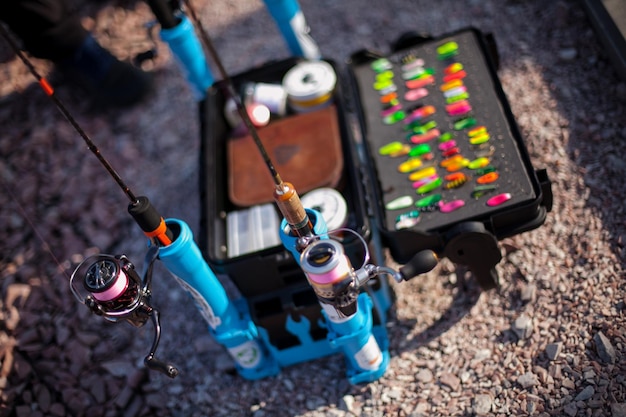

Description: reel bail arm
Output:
[145,309,179,378]
[70,247,179,378]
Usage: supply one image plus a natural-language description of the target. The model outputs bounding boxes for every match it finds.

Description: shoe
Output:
[56,35,153,108]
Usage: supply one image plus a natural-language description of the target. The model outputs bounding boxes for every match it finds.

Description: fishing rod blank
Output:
[0,23,174,246]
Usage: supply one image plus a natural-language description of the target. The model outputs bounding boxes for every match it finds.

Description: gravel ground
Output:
[1,0,626,416]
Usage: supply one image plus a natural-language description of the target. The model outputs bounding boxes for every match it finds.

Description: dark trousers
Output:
[0,0,88,61]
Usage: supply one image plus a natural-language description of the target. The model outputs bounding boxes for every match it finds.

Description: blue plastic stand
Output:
[159,15,214,100]
[158,218,279,379]
[277,209,390,383]
[262,0,321,60]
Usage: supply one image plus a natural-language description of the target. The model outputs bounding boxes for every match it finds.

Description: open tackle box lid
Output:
[343,27,552,288]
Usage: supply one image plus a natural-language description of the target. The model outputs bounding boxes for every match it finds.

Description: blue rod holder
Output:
[159,14,214,101]
[158,218,279,379]
[262,0,321,60]
[279,209,389,383]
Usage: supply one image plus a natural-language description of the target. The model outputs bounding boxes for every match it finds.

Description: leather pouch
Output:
[228,105,343,206]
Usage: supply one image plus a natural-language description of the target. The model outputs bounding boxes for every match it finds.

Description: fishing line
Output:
[1,176,71,280]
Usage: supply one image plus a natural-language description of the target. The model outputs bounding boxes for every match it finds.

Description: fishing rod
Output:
[144,0,314,239]
[0,22,180,375]
[0,21,280,380]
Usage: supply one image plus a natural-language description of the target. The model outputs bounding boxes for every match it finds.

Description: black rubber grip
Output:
[146,0,180,29]
[399,250,438,281]
[128,196,174,241]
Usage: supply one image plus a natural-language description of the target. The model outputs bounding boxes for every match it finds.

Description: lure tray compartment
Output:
[343,27,552,288]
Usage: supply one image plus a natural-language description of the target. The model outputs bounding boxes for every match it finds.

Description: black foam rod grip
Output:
[146,0,180,29]
[128,196,174,242]
[399,250,438,281]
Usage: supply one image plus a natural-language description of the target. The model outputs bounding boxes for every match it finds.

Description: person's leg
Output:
[0,0,153,107]
[0,0,87,61]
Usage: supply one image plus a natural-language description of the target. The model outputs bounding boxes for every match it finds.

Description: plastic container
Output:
[227,203,282,258]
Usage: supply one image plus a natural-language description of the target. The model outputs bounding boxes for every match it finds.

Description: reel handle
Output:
[145,355,179,378]
[398,250,439,281]
[143,284,179,378]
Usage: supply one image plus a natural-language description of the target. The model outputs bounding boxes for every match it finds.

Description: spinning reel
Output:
[70,246,179,378]
[299,230,438,320]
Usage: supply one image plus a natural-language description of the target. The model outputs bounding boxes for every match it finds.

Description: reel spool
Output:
[300,238,359,318]
[70,248,179,378]
[72,254,144,323]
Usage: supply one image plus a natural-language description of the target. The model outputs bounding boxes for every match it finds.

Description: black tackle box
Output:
[198,27,552,347]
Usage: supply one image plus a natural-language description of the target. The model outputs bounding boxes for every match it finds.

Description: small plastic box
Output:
[226,203,281,258]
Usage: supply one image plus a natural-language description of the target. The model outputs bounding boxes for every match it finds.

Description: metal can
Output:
[282,60,336,113]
